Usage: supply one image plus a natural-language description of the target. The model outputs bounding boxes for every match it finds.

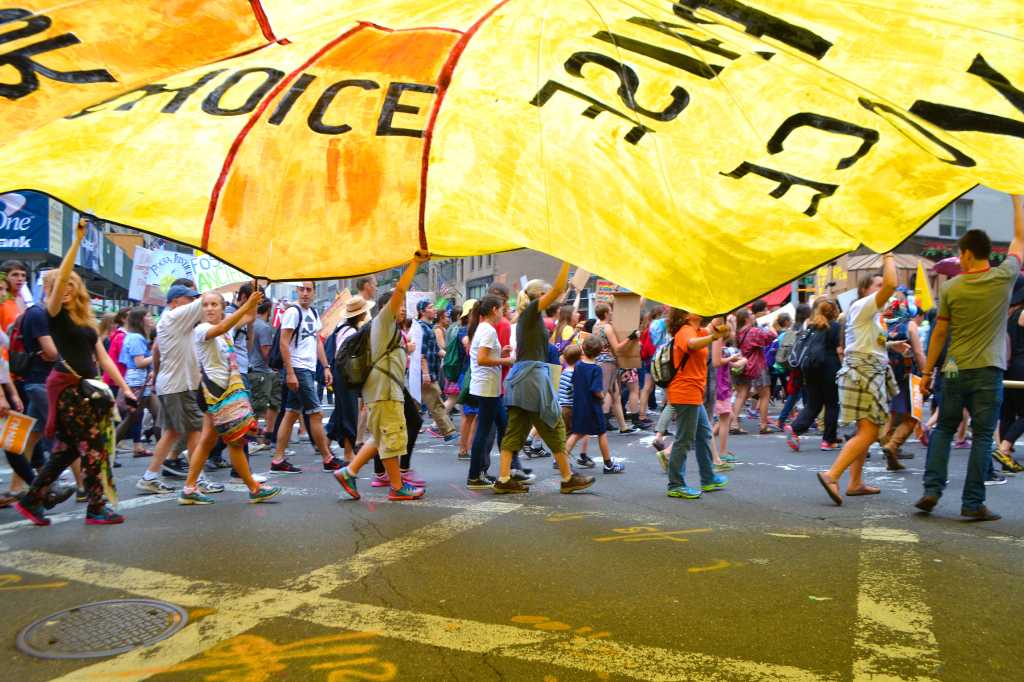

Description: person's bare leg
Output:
[597,433,612,465]
[639,376,654,418]
[307,412,333,463]
[627,381,640,416]
[565,433,580,457]
[148,428,181,475]
[610,383,628,432]
[827,420,878,486]
[263,408,278,440]
[227,443,260,492]
[273,412,299,463]
[382,457,403,491]
[580,435,590,456]
[552,450,572,479]
[356,403,368,445]
[956,410,969,442]
[346,441,378,474]
[731,384,750,431]
[184,420,218,489]
[758,388,770,430]
[718,412,731,457]
[499,448,516,479]
[459,413,476,455]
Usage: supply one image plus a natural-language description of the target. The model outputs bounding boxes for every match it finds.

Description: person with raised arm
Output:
[15,218,136,526]
[335,252,430,501]
[816,253,899,506]
[493,262,595,495]
[914,195,1024,521]
[178,290,281,505]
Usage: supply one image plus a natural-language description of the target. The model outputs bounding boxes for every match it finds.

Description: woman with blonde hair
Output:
[15,219,136,526]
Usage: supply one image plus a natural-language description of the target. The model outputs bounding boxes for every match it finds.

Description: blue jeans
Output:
[470,396,506,480]
[778,386,804,425]
[923,367,1003,511]
[666,403,715,490]
[283,368,321,415]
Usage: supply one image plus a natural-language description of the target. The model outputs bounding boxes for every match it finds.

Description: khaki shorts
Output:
[502,406,566,455]
[158,390,203,434]
[561,406,573,431]
[367,400,407,460]
[248,371,281,413]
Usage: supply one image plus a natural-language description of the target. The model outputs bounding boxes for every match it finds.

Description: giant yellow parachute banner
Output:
[1,1,1023,313]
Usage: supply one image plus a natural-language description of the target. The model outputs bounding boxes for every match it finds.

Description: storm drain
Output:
[16,599,188,659]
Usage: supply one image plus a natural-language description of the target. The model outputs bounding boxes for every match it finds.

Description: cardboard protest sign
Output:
[612,292,642,370]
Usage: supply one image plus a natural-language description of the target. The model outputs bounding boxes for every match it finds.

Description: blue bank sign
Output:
[0,192,49,253]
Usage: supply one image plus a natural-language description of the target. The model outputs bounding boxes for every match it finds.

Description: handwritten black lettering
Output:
[66,70,226,118]
[767,113,879,170]
[0,8,115,101]
[375,82,436,137]
[530,80,654,144]
[309,79,379,135]
[202,68,284,116]
[673,0,832,59]
[910,54,1024,143]
[721,161,837,216]
[565,51,689,122]
[858,97,975,167]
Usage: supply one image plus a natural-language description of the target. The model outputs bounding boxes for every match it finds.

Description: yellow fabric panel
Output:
[1,1,1023,313]
[1,0,266,135]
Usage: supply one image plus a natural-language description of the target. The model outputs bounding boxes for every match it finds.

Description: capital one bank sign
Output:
[0,192,49,252]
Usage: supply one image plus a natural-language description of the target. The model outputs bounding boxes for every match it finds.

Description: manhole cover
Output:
[17,599,188,659]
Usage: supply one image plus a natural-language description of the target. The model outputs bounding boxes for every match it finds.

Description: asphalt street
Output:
[1,406,1021,682]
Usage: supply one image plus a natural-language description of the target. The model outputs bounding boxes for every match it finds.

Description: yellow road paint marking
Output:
[0,573,66,591]
[592,526,712,543]
[0,548,831,682]
[687,560,731,574]
[765,532,810,539]
[101,632,396,681]
[853,523,939,681]
[545,512,597,523]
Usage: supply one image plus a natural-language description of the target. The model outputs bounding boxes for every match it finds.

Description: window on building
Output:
[938,199,973,237]
[486,255,493,267]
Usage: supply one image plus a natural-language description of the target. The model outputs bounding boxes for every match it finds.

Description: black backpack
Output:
[787,328,815,371]
[267,305,317,371]
[796,327,829,372]
[335,323,402,389]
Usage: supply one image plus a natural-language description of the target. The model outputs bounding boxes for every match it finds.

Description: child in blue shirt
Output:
[566,336,624,474]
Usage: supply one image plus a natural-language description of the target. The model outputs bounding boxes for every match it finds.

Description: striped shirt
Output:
[558,366,574,407]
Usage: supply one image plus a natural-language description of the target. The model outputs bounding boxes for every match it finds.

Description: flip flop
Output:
[846,485,881,496]
[816,472,843,506]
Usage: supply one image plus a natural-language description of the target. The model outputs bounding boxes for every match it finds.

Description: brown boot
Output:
[884,447,906,471]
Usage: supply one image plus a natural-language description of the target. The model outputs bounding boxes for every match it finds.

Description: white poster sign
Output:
[408,318,423,403]
[193,252,249,293]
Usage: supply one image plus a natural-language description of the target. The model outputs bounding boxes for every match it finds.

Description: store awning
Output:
[762,284,792,307]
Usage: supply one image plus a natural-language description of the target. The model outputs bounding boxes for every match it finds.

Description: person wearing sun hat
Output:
[326,295,374,463]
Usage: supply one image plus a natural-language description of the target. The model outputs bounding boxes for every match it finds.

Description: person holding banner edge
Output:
[15,218,136,526]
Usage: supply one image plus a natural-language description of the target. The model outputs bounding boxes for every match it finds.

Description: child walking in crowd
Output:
[557,343,590,467]
[565,336,625,473]
[178,292,280,505]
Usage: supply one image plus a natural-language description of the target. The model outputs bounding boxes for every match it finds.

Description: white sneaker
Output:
[197,475,225,494]
[252,473,268,484]
[248,442,268,454]
[136,478,176,495]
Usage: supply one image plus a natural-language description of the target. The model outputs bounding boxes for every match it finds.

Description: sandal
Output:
[729,427,748,436]
[133,449,154,458]
[816,472,843,506]
[846,485,881,496]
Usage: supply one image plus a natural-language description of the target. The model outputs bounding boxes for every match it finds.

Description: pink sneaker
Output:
[785,424,800,452]
[371,473,390,487]
[954,439,972,450]
[401,470,425,487]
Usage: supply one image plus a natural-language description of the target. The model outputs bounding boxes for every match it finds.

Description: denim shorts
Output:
[284,368,321,415]
[19,382,48,434]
